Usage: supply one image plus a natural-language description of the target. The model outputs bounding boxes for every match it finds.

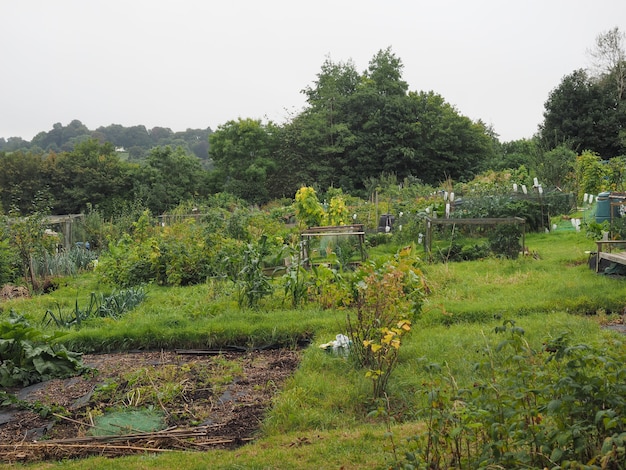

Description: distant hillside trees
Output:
[31,119,91,153]
[1,120,213,165]
[0,139,210,217]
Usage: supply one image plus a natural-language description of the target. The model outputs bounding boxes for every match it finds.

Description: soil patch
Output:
[0,348,300,463]
[0,284,30,301]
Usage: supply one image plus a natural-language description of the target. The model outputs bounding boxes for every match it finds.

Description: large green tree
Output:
[133,146,206,214]
[540,69,625,157]
[0,150,48,214]
[209,118,279,204]
[283,48,492,193]
[406,91,493,183]
[337,49,412,188]
[541,29,626,158]
[289,56,361,190]
[43,139,134,215]
[589,27,626,103]
[498,139,539,171]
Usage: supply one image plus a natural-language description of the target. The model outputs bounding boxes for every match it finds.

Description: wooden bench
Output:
[595,240,626,272]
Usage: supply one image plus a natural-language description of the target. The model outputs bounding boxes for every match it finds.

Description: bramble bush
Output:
[395,321,626,469]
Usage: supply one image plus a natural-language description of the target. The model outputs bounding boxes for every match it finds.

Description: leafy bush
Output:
[434,241,465,263]
[433,226,520,262]
[0,235,19,285]
[457,193,574,232]
[309,262,351,309]
[367,232,393,248]
[96,206,289,288]
[97,218,213,287]
[0,312,87,387]
[97,233,157,286]
[584,220,611,240]
[460,242,491,260]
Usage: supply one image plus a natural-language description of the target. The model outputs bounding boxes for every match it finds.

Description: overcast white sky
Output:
[1,0,625,143]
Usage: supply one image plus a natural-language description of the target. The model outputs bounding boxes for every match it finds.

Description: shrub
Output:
[488,224,522,259]
[367,232,392,248]
[97,233,157,286]
[309,262,351,309]
[346,246,427,399]
[0,234,19,286]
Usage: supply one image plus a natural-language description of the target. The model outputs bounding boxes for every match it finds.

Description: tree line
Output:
[0,120,212,164]
[1,30,625,216]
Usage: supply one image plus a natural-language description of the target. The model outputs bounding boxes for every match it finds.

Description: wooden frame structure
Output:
[44,214,84,250]
[425,216,526,255]
[300,224,366,267]
[595,240,626,272]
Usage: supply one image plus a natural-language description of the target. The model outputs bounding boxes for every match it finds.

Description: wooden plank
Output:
[301,232,364,237]
[598,252,626,264]
[302,225,364,235]
[426,217,525,226]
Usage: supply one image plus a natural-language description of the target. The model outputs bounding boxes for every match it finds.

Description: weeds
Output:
[90,358,242,426]
[0,390,65,418]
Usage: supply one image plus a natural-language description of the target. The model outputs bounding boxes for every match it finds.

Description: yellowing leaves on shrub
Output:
[363,339,383,353]
[397,319,412,331]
